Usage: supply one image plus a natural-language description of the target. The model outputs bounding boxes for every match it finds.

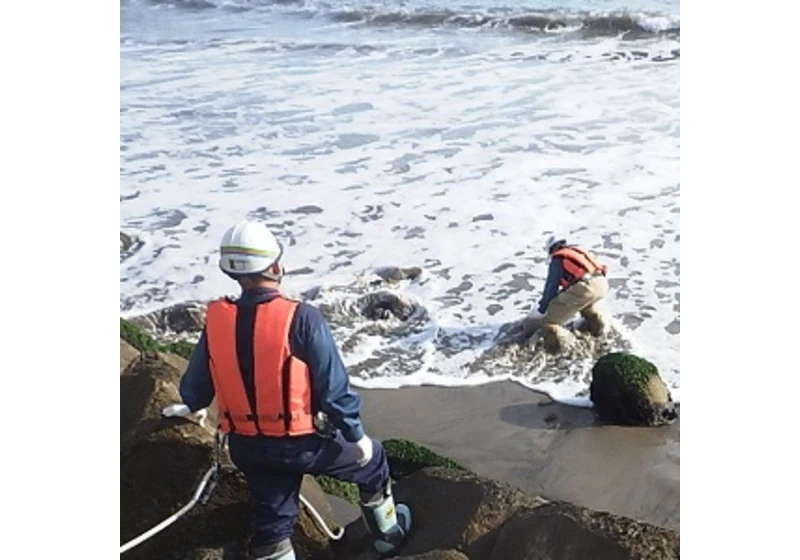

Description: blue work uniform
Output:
[538,257,565,314]
[178,287,390,550]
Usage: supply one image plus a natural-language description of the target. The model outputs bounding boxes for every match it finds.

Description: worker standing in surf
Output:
[161,220,412,560]
[526,237,610,349]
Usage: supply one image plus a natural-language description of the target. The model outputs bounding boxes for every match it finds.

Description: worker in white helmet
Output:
[523,237,609,347]
[162,220,412,560]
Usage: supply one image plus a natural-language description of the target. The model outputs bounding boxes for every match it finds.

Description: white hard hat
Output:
[218,220,283,277]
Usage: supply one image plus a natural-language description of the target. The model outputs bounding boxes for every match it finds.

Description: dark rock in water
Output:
[128,301,207,341]
[120,346,339,560]
[121,231,135,251]
[121,231,144,261]
[589,352,678,427]
[359,291,417,321]
[373,266,423,283]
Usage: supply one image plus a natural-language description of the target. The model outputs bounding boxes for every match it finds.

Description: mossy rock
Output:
[164,340,196,360]
[314,439,467,505]
[315,474,360,505]
[383,439,468,480]
[589,352,678,427]
[121,317,161,353]
[120,318,196,360]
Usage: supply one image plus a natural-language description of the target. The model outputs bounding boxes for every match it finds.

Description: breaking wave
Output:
[139,0,679,39]
[329,9,678,38]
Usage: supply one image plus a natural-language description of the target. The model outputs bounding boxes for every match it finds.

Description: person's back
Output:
[163,220,412,560]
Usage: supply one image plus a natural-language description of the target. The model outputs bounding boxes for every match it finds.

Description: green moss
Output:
[314,475,360,505]
[590,352,674,426]
[592,352,658,390]
[163,341,196,360]
[120,318,161,353]
[383,438,467,479]
[313,439,466,504]
[120,318,196,359]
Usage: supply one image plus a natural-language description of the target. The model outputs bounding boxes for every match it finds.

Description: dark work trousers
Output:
[228,431,391,549]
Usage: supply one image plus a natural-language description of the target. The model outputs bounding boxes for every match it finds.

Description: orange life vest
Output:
[552,246,607,289]
[205,296,314,437]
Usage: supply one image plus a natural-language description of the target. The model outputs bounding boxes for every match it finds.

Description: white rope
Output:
[120,464,219,554]
[300,493,345,541]
[121,432,346,554]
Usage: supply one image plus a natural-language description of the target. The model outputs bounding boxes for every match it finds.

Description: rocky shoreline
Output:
[120,318,679,559]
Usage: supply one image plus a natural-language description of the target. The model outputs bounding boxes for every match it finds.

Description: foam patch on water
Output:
[121,3,680,404]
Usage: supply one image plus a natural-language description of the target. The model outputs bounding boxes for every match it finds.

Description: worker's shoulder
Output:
[282,297,326,328]
[276,293,314,309]
[204,294,240,306]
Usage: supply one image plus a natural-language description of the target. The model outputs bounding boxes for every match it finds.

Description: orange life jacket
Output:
[552,246,607,290]
[205,296,314,437]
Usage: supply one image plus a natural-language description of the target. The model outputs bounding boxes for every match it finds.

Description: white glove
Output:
[355,435,373,467]
[162,403,191,417]
[162,404,208,427]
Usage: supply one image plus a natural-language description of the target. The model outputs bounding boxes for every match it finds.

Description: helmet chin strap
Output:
[256,244,285,283]
[260,263,284,283]
[263,245,285,282]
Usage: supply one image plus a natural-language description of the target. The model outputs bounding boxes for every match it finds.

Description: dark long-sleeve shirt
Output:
[538,257,565,314]
[178,288,365,442]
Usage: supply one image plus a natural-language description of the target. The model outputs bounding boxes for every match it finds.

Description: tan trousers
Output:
[542,275,609,327]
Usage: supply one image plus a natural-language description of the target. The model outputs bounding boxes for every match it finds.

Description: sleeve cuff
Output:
[341,423,365,443]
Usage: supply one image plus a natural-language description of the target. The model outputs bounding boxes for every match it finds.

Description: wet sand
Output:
[359,381,679,530]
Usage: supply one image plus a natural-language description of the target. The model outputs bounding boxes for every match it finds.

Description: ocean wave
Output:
[330,9,679,38]
[122,35,679,63]
[146,0,218,10]
[138,0,679,39]
[142,0,303,12]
